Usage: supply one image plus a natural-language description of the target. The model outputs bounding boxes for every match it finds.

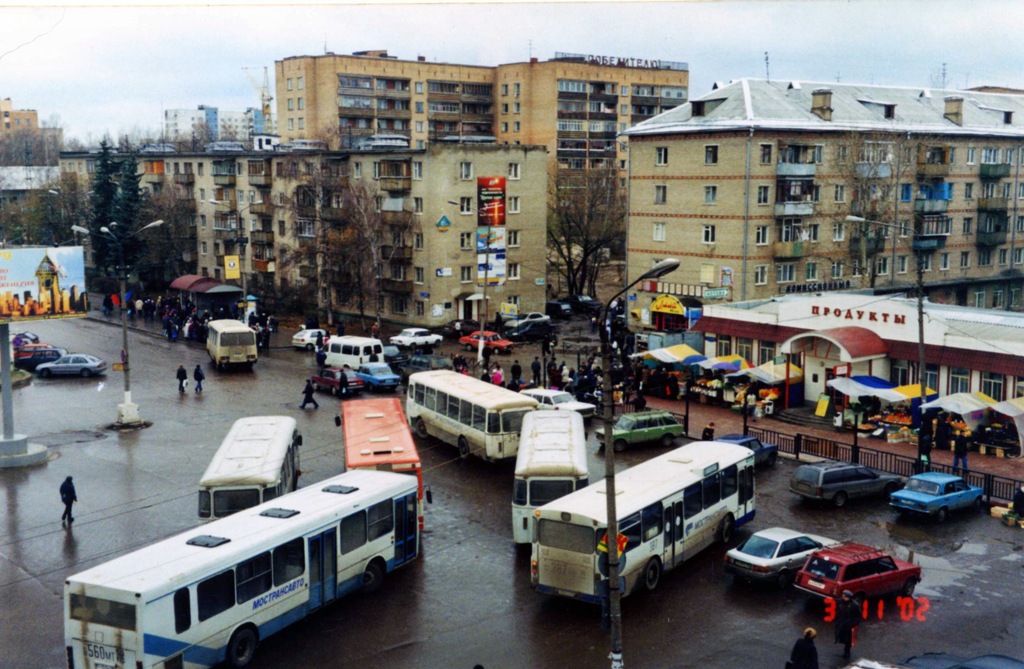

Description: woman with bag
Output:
[788,627,819,669]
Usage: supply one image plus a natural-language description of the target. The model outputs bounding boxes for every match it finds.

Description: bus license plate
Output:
[84,641,122,667]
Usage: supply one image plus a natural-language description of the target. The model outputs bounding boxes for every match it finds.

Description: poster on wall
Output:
[0,247,88,323]
[477,176,506,227]
[476,226,506,287]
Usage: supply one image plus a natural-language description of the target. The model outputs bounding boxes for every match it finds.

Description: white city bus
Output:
[531,441,756,603]
[512,410,589,544]
[65,469,420,669]
[405,370,538,460]
[198,416,302,521]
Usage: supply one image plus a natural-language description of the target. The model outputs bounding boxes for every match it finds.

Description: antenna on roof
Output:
[764,51,770,82]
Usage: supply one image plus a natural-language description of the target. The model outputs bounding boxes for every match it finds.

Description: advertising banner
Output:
[477,176,506,227]
[224,255,241,280]
[0,247,88,323]
[476,226,506,287]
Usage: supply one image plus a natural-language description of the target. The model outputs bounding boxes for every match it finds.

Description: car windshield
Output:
[904,479,941,495]
[616,416,636,430]
[367,366,391,377]
[737,535,780,559]
[550,393,573,405]
[803,556,841,580]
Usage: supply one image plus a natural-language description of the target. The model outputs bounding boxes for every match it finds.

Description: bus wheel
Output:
[718,513,735,543]
[362,560,385,593]
[415,418,429,439]
[227,626,259,668]
[643,558,661,592]
[457,436,471,459]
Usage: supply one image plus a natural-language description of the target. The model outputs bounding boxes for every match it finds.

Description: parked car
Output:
[355,362,402,392]
[789,461,903,507]
[904,653,1024,669]
[545,301,574,320]
[14,344,67,371]
[311,366,365,397]
[716,433,779,468]
[724,527,839,587]
[35,353,107,378]
[291,328,329,351]
[889,472,985,522]
[381,345,409,373]
[594,409,685,452]
[793,542,921,601]
[389,327,443,349]
[561,294,603,315]
[398,354,454,383]
[520,388,597,419]
[438,319,480,339]
[504,311,550,328]
[505,320,556,343]
[459,330,514,354]
[10,331,40,348]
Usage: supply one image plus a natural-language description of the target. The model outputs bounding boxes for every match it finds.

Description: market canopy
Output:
[727,361,804,385]
[698,354,752,372]
[992,396,1024,418]
[826,375,894,399]
[631,343,706,366]
[919,392,996,429]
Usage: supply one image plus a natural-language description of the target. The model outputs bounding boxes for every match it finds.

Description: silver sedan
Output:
[35,353,108,378]
[724,527,839,587]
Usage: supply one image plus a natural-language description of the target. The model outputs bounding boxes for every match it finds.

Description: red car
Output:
[458,330,514,354]
[311,367,365,397]
[793,542,921,601]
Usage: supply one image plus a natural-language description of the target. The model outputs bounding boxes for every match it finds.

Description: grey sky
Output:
[1,0,1020,143]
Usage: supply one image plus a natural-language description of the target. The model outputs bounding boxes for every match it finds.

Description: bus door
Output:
[393,493,419,564]
[663,499,684,570]
[307,528,338,610]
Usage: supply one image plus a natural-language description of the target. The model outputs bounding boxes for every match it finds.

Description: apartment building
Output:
[275,50,688,171]
[59,141,548,327]
[622,79,1024,331]
[164,106,274,143]
[0,98,38,139]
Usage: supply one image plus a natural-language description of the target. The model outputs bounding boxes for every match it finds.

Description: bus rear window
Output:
[537,519,596,554]
[68,594,137,630]
[501,409,529,434]
[221,332,254,347]
[213,489,261,517]
[529,479,574,506]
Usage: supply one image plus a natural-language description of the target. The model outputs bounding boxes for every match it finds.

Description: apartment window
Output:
[653,222,666,241]
[654,185,667,204]
[993,289,1006,309]
[413,232,424,250]
[278,220,286,236]
[1000,248,1009,265]
[899,183,912,202]
[836,145,849,163]
[459,197,472,214]
[500,122,508,132]
[960,251,971,268]
[966,147,976,164]
[201,241,208,254]
[964,183,974,199]
[704,185,717,204]
[415,301,425,317]
[287,98,294,111]
[413,197,423,214]
[621,85,630,96]
[415,82,424,94]
[297,98,304,110]
[981,371,1004,401]
[501,83,508,96]
[513,121,520,132]
[459,162,473,180]
[776,263,795,283]
[703,225,716,244]
[415,267,425,283]
[877,256,889,276]
[805,262,818,282]
[897,255,908,274]
[979,249,993,266]
[353,163,362,179]
[508,162,520,179]
[705,145,719,165]
[656,147,668,166]
[831,260,843,279]
[834,184,846,202]
[296,219,315,237]
[287,118,294,131]
[508,263,521,280]
[920,254,933,272]
[974,290,986,309]
[460,232,473,249]
[460,266,472,283]
[760,144,772,164]
[753,265,768,285]
[286,78,293,91]
[755,225,769,245]
[513,83,520,97]
[513,102,521,114]
[508,230,520,247]
[1017,248,1024,265]
[757,186,769,205]
[508,196,520,213]
[412,161,423,180]
[416,121,424,132]
[832,222,846,242]
[962,217,973,234]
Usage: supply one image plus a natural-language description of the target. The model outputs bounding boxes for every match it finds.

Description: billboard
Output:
[476,226,506,287]
[0,247,88,323]
[477,176,506,227]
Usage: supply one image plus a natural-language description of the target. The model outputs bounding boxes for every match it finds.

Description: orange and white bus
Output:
[340,397,426,530]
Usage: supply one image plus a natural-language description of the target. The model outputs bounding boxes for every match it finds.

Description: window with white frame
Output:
[897,255,908,274]
[834,184,846,202]
[460,266,472,282]
[414,232,423,250]
[654,185,667,204]
[460,232,473,250]
[412,161,423,179]
[960,251,971,268]
[296,219,315,237]
[831,260,843,278]
[754,265,768,285]
[508,196,520,214]
[702,224,716,244]
[805,262,818,281]
[508,230,520,247]
[508,162,520,179]
[999,248,1009,265]
[949,367,971,394]
[919,254,932,272]
[413,197,423,214]
[460,197,472,214]
[353,162,362,179]
[967,147,976,164]
[414,267,425,283]
[758,341,776,365]
[963,217,973,234]
[981,371,1004,400]
[939,252,949,270]
[756,225,769,245]
[704,185,717,204]
[776,263,795,283]
[656,147,668,166]
[459,162,473,180]
[979,249,993,266]
[760,144,772,164]
[716,337,732,357]
[965,182,974,199]
[705,145,718,164]
[508,263,520,280]
[415,301,425,317]
[832,221,846,241]
[757,186,769,205]
[653,222,666,242]
[877,256,889,276]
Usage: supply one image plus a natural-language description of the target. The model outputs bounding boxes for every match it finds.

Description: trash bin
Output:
[833,413,844,430]
[764,401,774,416]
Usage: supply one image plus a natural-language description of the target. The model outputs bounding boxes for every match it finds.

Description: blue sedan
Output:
[889,472,984,522]
[355,362,401,392]
[717,433,779,468]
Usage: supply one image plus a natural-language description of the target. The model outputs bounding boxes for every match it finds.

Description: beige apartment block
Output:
[622,79,1024,331]
[1,98,39,139]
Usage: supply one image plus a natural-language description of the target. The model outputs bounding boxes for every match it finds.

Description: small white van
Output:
[206,319,257,370]
[324,335,383,369]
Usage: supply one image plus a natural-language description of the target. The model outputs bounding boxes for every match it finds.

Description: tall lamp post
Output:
[600,257,679,669]
[74,220,164,428]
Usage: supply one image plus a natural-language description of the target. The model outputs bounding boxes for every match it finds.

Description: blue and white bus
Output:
[65,469,419,669]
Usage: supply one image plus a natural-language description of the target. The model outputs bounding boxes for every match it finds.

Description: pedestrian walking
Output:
[531,357,542,385]
[953,429,969,473]
[788,627,819,669]
[193,364,205,393]
[300,379,319,409]
[917,431,933,473]
[336,321,346,337]
[176,364,188,394]
[371,320,380,339]
[511,360,522,382]
[315,348,327,371]
[541,335,552,357]
[338,366,349,398]
[834,590,861,660]
[60,476,77,525]
[315,330,324,350]
[701,422,715,441]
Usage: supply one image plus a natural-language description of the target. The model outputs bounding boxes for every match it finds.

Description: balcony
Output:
[378,176,411,192]
[141,172,165,183]
[849,232,886,256]
[380,245,414,261]
[916,161,950,178]
[249,202,275,216]
[250,230,274,245]
[248,173,273,187]
[776,163,816,177]
[321,206,344,221]
[298,264,316,279]
[772,240,805,259]
[978,197,1009,211]
[173,173,195,185]
[377,107,412,119]
[855,163,892,179]
[587,111,617,121]
[381,278,413,293]
[774,201,815,217]
[976,229,1008,247]
[980,163,1011,179]
[911,235,948,252]
[212,228,241,240]
[213,174,236,187]
[913,198,948,214]
[252,258,275,273]
[379,88,411,100]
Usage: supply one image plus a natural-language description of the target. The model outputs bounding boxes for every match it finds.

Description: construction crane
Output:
[243,66,274,133]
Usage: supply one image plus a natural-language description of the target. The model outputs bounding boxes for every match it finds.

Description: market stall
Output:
[989,397,1024,458]
[725,361,804,411]
[826,377,936,434]
[691,355,752,404]
[919,392,996,431]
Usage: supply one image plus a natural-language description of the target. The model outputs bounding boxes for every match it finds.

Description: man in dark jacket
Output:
[300,379,319,409]
[789,627,819,669]
[834,590,861,659]
[531,357,542,385]
[60,476,77,524]
[193,364,205,394]
[953,430,969,473]
[176,364,188,394]
[511,360,522,383]
[701,422,715,441]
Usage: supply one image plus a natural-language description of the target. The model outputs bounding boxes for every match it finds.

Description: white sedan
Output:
[390,327,443,349]
[291,329,329,351]
[520,388,596,419]
[724,527,840,588]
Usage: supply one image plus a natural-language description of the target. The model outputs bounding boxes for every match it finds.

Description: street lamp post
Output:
[600,257,679,669]
[75,220,164,428]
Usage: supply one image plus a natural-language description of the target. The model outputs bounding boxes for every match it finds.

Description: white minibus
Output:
[206,319,257,370]
[324,335,383,369]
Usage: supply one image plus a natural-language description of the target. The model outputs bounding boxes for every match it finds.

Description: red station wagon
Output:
[793,542,921,601]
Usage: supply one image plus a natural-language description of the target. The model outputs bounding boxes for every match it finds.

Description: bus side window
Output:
[619,512,642,553]
[272,538,305,585]
[738,467,754,505]
[702,473,721,508]
[367,499,395,540]
[173,588,191,633]
[641,503,662,541]
[487,412,500,434]
[340,511,367,553]
[197,570,235,622]
[721,465,738,498]
[683,483,702,519]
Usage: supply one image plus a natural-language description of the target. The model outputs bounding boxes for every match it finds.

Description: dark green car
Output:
[594,410,685,452]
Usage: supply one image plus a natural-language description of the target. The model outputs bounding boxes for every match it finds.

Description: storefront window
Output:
[924,364,939,394]
[981,372,1004,401]
[949,367,970,394]
[758,342,776,365]
[735,338,753,363]
[716,337,731,357]
[890,360,909,386]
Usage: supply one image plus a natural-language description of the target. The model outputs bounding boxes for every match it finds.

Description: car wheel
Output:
[767,453,778,467]
[415,418,429,439]
[38,369,51,378]
[718,514,735,543]
[883,481,899,496]
[305,343,314,351]
[936,506,949,523]
[613,439,628,453]
[661,434,674,448]
[900,578,917,598]
[832,491,848,508]
[457,436,471,459]
[777,569,793,589]
[80,369,93,378]
[227,626,259,668]
[642,558,661,592]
